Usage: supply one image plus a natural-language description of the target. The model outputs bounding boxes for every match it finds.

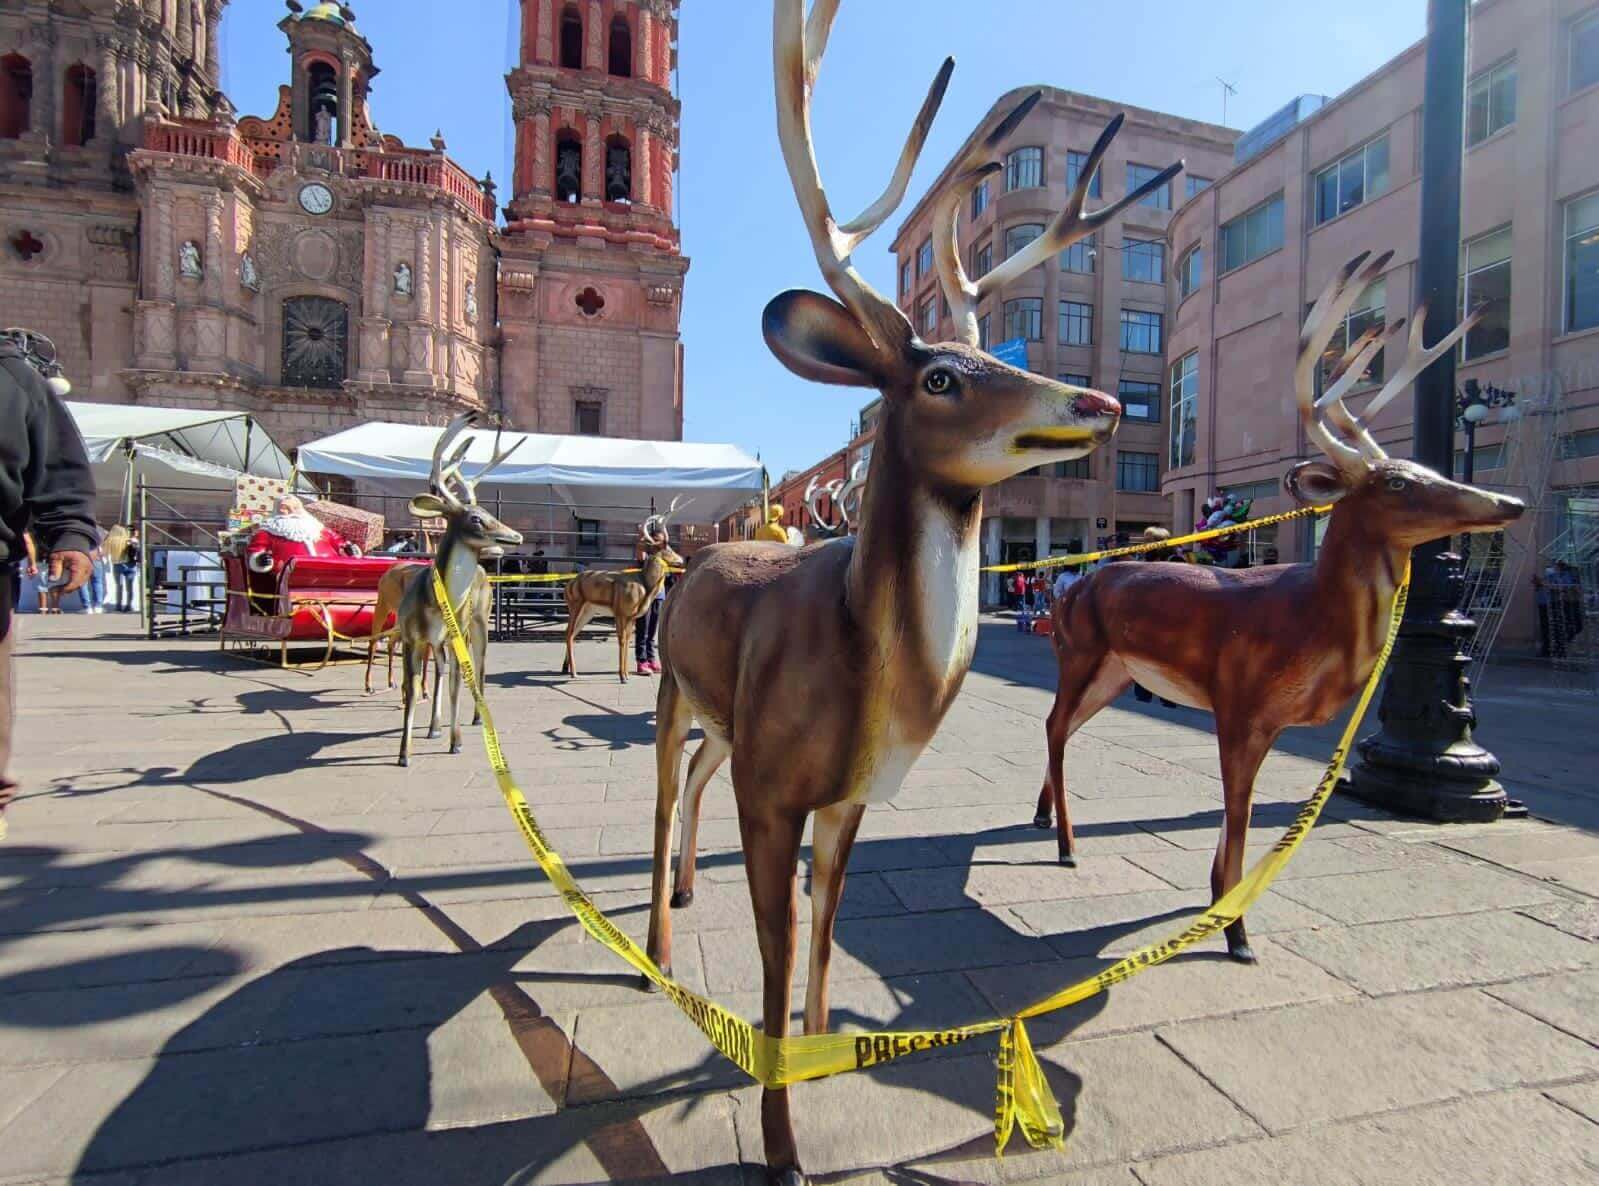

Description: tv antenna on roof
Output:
[1216,76,1238,126]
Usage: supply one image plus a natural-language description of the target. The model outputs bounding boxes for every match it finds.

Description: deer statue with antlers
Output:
[394,413,524,767]
[1031,250,1525,963]
[643,3,1182,1177]
[802,459,866,540]
[559,499,684,683]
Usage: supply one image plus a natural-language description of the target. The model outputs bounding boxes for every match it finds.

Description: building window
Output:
[555,133,583,202]
[1066,149,1101,197]
[1122,238,1165,284]
[1169,351,1198,468]
[899,259,911,299]
[1220,194,1284,273]
[1565,191,1599,333]
[1117,378,1161,423]
[971,179,990,219]
[1120,308,1163,354]
[608,14,632,77]
[1059,233,1094,274]
[1461,227,1512,359]
[1319,276,1388,385]
[281,297,349,389]
[62,63,96,147]
[1314,134,1390,225]
[1572,10,1599,94]
[919,295,938,337]
[560,4,584,69]
[974,241,992,278]
[574,399,603,435]
[1054,457,1092,479]
[605,136,632,202]
[576,518,602,555]
[1128,163,1171,209]
[1058,300,1093,346]
[916,237,933,278]
[1178,245,1203,299]
[1005,223,1044,259]
[1185,175,1212,199]
[1005,298,1043,342]
[1468,59,1516,145]
[0,54,30,140]
[1005,145,1043,191]
[1117,451,1160,492]
[977,313,991,351]
[1059,372,1092,388]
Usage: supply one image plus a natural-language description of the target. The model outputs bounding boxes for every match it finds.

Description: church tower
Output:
[498,0,686,440]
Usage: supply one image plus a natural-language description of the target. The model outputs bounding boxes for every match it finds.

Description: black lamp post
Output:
[1344,0,1509,822]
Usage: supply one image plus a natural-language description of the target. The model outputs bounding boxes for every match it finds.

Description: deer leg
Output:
[803,800,865,1036]
[1034,655,1125,866]
[1211,720,1277,964]
[671,734,729,908]
[741,809,806,1182]
[562,602,592,676]
[618,616,630,683]
[426,644,446,739]
[469,625,487,727]
[365,633,378,694]
[447,640,464,754]
[398,643,419,767]
[645,669,693,983]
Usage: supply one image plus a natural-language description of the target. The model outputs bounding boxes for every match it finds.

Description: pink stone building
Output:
[0,0,686,462]
[888,87,1236,604]
[1163,0,1599,646]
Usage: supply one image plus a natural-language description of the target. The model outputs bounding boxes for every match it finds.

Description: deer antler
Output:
[1302,252,1485,465]
[429,413,478,510]
[1295,251,1391,473]
[774,0,950,349]
[934,108,1184,348]
[643,494,686,541]
[835,459,867,529]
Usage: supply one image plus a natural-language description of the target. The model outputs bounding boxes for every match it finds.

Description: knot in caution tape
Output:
[981,504,1332,574]
[431,558,1409,1157]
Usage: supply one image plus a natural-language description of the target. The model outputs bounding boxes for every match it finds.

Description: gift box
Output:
[306,499,386,552]
[235,475,291,518]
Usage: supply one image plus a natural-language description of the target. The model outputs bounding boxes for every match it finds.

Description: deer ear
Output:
[409,493,448,519]
[763,290,889,388]
[1284,460,1351,506]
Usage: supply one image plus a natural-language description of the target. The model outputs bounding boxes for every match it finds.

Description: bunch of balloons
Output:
[1195,494,1253,560]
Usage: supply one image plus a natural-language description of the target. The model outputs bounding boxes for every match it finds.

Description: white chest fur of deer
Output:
[643,5,1187,1179]
[393,414,524,768]
[1032,249,1525,967]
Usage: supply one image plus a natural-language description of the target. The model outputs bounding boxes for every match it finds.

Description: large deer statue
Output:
[559,502,685,682]
[643,4,1181,1177]
[1031,250,1525,963]
[394,414,523,767]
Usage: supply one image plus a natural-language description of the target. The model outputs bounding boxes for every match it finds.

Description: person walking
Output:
[84,535,108,613]
[1,328,98,837]
[106,525,140,612]
[633,523,668,676]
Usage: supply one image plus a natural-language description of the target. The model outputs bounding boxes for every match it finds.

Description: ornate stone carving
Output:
[179,240,203,279]
[394,261,413,295]
[464,281,478,325]
[240,252,260,291]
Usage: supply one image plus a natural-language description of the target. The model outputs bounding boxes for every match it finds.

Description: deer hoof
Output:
[449,742,461,755]
[1228,942,1257,965]
[638,970,666,993]
[670,889,694,909]
[1032,811,1053,830]
[1058,851,1078,868]
[397,756,409,768]
[770,1167,806,1186]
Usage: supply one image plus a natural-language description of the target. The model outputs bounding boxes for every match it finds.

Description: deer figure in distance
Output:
[394,413,524,767]
[559,498,685,683]
[643,3,1184,1178]
[1031,250,1525,962]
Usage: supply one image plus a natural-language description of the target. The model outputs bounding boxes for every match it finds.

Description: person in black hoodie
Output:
[1,329,97,836]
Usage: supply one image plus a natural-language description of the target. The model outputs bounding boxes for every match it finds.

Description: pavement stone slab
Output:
[1274,907,1596,994]
[1010,888,1336,954]
[1157,988,1599,1134]
[1133,1089,1599,1186]
[880,859,1173,913]
[1545,1079,1599,1125]
[1268,860,1562,925]
[1483,967,1599,1045]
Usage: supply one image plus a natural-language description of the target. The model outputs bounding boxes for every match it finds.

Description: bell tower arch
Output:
[279,2,376,148]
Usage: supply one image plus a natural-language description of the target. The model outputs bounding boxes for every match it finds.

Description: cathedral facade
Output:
[0,0,685,451]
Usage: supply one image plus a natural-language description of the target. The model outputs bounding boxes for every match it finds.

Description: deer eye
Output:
[924,368,956,396]
[1387,477,1407,492]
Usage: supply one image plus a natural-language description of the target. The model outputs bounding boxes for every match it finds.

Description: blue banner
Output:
[990,337,1029,368]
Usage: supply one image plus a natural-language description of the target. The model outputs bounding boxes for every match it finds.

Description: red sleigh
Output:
[220,554,403,669]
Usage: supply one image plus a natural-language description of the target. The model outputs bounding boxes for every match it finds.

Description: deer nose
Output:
[1072,388,1121,420]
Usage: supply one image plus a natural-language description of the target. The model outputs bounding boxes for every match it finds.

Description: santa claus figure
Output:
[244,495,358,597]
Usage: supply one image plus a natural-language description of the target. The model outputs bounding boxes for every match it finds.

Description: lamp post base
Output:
[1342,549,1508,823]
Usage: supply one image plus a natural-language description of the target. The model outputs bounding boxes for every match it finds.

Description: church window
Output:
[0,55,32,140]
[605,136,632,203]
[62,64,96,147]
[282,297,349,389]
[555,132,583,203]
[609,15,632,78]
[305,60,338,143]
[560,5,584,70]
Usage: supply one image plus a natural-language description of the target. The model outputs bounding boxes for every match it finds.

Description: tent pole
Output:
[242,418,254,475]
[122,441,136,526]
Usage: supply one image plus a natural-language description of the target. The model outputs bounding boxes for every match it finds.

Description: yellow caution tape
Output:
[432,558,1409,1156]
[982,504,1332,574]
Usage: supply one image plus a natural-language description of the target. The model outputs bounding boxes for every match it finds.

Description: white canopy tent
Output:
[297,421,763,523]
[69,402,306,511]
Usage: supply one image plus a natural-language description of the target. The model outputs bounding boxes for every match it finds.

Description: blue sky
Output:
[223,1,1425,476]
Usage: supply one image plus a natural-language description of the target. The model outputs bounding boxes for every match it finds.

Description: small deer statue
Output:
[1031,250,1526,962]
[643,3,1180,1178]
[394,413,524,767]
[559,500,684,683]
[365,561,426,695]
[803,460,866,540]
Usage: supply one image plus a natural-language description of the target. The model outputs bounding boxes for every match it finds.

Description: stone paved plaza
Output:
[3,614,1597,1185]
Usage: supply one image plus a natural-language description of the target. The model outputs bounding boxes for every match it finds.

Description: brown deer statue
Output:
[642,4,1182,1177]
[1031,250,1526,963]
[365,561,426,695]
[559,500,684,683]
[394,413,523,767]
[802,459,866,540]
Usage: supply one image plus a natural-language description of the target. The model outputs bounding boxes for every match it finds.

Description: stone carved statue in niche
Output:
[240,252,260,291]
[313,107,334,146]
[179,240,202,279]
[394,261,413,296]
[464,281,478,324]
